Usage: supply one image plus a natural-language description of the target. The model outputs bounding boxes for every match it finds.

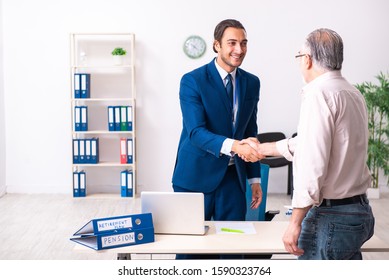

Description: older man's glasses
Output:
[295,53,310,59]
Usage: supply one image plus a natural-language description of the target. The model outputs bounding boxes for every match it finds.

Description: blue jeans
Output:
[298,196,375,260]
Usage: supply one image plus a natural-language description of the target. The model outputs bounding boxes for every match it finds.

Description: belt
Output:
[319,194,367,207]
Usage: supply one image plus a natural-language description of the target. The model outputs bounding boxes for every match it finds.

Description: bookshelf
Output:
[70,33,136,198]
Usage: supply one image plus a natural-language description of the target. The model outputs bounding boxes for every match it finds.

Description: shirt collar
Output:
[214,58,237,81]
[302,70,342,94]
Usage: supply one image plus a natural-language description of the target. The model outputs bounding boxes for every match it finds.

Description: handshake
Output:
[232,137,276,163]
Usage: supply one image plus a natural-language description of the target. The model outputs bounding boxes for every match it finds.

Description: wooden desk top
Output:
[74,221,389,254]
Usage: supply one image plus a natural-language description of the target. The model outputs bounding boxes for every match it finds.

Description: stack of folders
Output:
[74,106,88,131]
[120,137,133,164]
[74,73,91,98]
[73,138,99,164]
[120,169,133,197]
[73,170,86,197]
[108,106,133,131]
[70,213,154,250]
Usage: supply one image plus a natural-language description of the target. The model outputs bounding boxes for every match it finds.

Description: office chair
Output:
[245,163,280,222]
[245,163,280,259]
[257,132,293,196]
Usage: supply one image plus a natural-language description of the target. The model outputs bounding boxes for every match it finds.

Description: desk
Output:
[74,221,389,258]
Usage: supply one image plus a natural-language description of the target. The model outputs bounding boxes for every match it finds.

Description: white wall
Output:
[0,0,6,197]
[2,0,389,194]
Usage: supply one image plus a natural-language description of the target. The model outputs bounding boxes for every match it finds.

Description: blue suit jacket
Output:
[172,59,261,193]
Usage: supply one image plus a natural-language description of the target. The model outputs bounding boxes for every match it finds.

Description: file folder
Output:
[120,170,128,197]
[70,226,154,251]
[127,106,133,131]
[73,171,79,197]
[79,139,85,163]
[80,73,90,98]
[72,213,153,235]
[108,106,115,131]
[126,170,133,197]
[121,170,133,197]
[85,139,91,163]
[120,106,127,131]
[79,170,86,197]
[114,106,121,131]
[74,106,81,131]
[70,213,154,250]
[120,138,127,164]
[90,138,99,164]
[127,138,133,164]
[73,139,79,164]
[74,73,81,98]
[81,106,88,131]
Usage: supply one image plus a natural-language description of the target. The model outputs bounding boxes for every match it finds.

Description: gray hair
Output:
[304,28,343,71]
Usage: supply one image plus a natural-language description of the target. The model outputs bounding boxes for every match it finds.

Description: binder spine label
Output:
[97,217,133,232]
[101,232,135,248]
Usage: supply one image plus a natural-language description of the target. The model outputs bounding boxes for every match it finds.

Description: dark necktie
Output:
[225,74,233,107]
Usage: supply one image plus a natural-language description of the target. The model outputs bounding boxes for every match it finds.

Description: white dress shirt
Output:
[277,71,371,208]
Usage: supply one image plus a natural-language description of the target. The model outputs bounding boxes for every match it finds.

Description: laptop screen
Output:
[140,191,206,235]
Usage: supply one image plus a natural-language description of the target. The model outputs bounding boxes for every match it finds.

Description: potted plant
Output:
[111,47,127,65]
[355,72,389,198]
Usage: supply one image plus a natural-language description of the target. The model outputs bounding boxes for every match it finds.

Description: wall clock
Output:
[183,35,206,59]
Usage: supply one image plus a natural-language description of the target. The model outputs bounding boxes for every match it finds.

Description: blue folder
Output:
[74,73,81,98]
[73,139,79,163]
[79,170,86,197]
[74,106,81,131]
[80,73,90,98]
[72,213,153,236]
[73,171,80,197]
[70,226,154,250]
[107,106,115,131]
[90,138,99,164]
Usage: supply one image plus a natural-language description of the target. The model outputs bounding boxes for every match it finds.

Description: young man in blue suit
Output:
[172,19,263,258]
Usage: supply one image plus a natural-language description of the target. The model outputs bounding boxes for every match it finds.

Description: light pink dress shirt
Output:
[276,71,371,208]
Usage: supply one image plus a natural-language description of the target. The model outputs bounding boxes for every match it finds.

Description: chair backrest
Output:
[257,132,286,143]
[245,163,270,221]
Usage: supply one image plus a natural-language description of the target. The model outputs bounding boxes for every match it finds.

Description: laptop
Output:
[140,191,207,235]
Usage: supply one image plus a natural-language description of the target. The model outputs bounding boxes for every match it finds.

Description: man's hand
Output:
[250,183,262,209]
[232,139,264,162]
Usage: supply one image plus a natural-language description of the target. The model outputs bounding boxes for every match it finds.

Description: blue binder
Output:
[127,106,133,131]
[74,106,81,131]
[114,106,121,131]
[90,138,99,164]
[70,213,154,250]
[126,170,133,197]
[79,170,86,197]
[70,226,154,251]
[120,169,133,197]
[120,170,128,197]
[85,139,91,163]
[72,213,153,236]
[79,139,85,163]
[73,171,79,197]
[73,139,79,163]
[107,106,115,131]
[80,73,90,98]
[80,106,88,131]
[74,73,81,98]
[127,138,133,164]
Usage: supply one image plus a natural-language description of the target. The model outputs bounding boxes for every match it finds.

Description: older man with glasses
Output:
[241,28,375,260]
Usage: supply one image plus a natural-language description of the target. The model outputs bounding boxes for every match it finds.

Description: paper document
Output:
[215,222,256,235]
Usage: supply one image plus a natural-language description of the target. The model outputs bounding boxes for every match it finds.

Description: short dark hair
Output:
[213,19,246,53]
[305,28,344,71]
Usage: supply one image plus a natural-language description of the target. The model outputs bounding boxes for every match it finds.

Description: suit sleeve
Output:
[179,73,226,157]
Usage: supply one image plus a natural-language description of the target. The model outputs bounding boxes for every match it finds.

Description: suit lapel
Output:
[207,61,233,118]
